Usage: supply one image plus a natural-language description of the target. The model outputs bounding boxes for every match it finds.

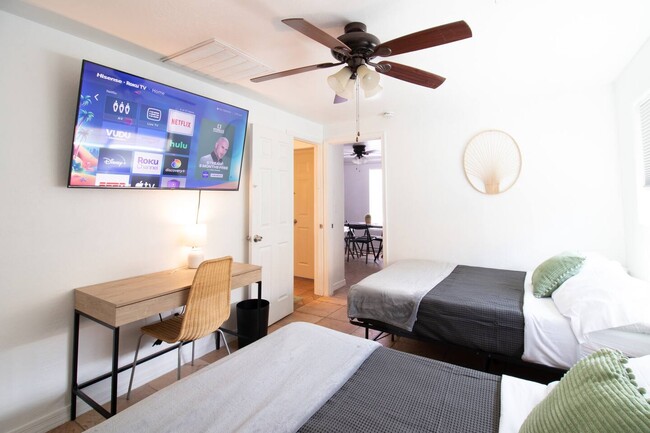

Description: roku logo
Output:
[137,157,160,165]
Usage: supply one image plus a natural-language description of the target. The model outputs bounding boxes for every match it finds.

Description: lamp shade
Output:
[357,65,381,97]
[327,67,353,94]
[338,77,356,100]
[184,223,207,247]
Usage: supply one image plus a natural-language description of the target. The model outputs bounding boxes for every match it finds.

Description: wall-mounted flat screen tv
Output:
[68,60,249,190]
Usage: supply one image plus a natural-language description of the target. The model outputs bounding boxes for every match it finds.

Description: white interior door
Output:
[249,124,294,324]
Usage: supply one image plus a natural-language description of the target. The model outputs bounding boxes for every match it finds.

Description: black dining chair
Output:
[344,223,359,261]
[347,223,376,264]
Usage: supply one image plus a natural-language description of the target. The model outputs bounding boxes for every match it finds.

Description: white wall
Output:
[326,86,626,273]
[0,11,322,433]
[614,36,650,282]
[344,161,381,223]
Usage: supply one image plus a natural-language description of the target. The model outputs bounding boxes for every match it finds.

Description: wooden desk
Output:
[71,262,262,420]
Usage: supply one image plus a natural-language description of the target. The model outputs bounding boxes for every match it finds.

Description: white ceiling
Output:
[3,0,650,125]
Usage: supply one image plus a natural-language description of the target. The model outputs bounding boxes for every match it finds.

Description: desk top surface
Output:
[75,262,260,308]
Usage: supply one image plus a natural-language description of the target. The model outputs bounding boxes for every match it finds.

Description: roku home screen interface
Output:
[69,61,248,190]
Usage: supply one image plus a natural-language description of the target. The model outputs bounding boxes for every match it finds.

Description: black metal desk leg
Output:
[71,311,80,420]
[110,327,120,415]
[256,281,262,338]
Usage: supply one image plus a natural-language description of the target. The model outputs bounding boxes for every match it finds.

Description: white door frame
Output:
[322,131,387,296]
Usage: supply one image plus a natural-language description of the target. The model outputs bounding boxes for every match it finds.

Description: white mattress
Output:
[522,273,579,369]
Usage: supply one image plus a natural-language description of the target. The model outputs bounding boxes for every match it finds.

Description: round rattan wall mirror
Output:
[463,130,522,194]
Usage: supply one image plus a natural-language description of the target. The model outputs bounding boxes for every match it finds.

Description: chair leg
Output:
[217,328,231,355]
[191,340,195,366]
[176,341,183,380]
[127,333,145,400]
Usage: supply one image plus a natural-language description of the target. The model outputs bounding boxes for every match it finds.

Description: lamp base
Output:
[188,249,204,269]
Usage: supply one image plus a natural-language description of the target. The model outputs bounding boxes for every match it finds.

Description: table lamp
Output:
[184,223,207,268]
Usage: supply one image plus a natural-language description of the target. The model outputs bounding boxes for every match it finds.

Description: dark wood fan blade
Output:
[251,62,342,83]
[282,18,351,56]
[375,20,472,57]
[376,61,446,89]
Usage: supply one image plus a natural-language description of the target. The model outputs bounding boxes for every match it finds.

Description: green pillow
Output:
[519,349,650,433]
[532,253,585,297]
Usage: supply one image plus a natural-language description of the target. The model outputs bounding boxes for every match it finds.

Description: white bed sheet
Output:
[498,375,558,433]
[580,327,650,359]
[522,272,579,369]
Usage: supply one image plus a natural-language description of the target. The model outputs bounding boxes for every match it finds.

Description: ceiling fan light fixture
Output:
[363,83,382,98]
[337,77,356,100]
[357,65,381,95]
[327,66,352,93]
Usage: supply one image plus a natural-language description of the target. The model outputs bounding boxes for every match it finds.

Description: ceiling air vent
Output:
[161,38,272,83]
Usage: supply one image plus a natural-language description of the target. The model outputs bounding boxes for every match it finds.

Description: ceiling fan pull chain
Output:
[355,78,360,143]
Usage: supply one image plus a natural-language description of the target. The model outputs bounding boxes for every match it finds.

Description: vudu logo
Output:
[106,129,131,140]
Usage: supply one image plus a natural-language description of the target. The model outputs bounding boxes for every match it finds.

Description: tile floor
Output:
[48,257,560,432]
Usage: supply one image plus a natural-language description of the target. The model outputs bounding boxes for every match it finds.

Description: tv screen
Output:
[68,60,249,190]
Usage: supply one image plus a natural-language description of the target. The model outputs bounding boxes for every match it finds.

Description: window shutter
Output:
[640,97,650,186]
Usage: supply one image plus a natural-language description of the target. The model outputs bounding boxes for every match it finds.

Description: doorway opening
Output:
[294,139,318,309]
[343,138,384,275]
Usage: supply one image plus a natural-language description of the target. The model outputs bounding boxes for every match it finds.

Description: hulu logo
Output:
[169,140,188,149]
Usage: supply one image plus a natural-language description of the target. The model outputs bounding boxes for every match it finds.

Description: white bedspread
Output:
[87,322,380,433]
[347,260,455,331]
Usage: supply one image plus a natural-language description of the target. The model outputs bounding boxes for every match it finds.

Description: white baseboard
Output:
[9,334,236,433]
[331,278,346,291]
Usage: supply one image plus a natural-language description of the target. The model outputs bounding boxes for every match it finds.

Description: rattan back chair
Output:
[127,256,233,399]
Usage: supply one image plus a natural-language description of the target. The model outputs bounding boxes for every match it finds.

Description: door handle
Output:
[252,234,263,243]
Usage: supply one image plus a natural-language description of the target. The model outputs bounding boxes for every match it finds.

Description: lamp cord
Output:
[195,190,202,224]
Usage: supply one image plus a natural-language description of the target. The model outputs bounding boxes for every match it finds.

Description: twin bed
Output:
[348,255,650,370]
[84,253,650,432]
[86,322,650,432]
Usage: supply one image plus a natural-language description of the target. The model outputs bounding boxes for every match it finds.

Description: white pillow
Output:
[552,254,650,343]
[628,354,650,392]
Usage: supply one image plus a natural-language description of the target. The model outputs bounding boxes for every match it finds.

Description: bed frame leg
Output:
[365,325,369,339]
[485,355,492,373]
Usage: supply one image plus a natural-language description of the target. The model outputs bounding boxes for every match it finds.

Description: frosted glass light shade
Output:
[339,79,356,100]
[363,83,382,98]
[327,67,352,93]
[357,65,381,96]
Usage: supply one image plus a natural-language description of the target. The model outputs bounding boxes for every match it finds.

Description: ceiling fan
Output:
[345,143,377,164]
[251,18,472,92]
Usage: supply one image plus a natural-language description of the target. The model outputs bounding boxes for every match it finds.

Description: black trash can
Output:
[236,299,269,348]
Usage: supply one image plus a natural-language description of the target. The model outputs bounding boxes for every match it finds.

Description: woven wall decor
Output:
[463,130,521,194]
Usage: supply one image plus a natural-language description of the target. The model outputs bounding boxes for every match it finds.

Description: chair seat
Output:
[141,315,184,343]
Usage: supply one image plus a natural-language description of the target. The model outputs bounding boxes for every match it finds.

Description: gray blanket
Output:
[413,265,526,357]
[299,347,500,433]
